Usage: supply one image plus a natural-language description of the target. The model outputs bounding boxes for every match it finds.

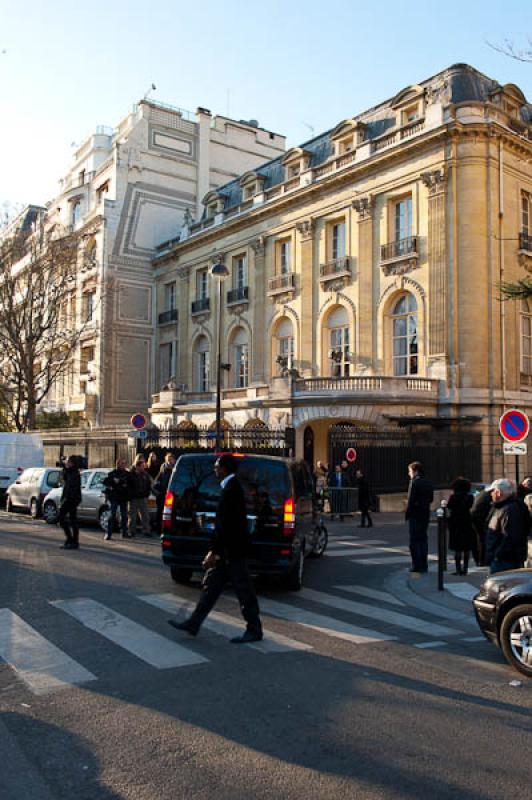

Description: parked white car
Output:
[42,468,157,530]
[0,433,44,503]
[6,467,62,517]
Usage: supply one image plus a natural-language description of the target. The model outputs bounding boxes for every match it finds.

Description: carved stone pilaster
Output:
[296,219,315,240]
[421,168,447,195]
[352,195,374,220]
[251,236,266,257]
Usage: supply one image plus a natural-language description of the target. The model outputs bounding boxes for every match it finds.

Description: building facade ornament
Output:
[352,195,374,220]
[251,236,266,256]
[296,219,315,239]
[420,168,447,194]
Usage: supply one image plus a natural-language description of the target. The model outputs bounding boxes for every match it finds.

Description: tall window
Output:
[71,201,81,228]
[233,255,247,289]
[392,294,418,376]
[331,221,346,261]
[159,342,176,387]
[394,196,412,241]
[84,290,96,322]
[275,317,294,374]
[196,269,208,300]
[521,301,532,376]
[164,282,176,311]
[522,191,531,236]
[278,240,291,274]
[326,306,350,377]
[231,328,249,388]
[194,336,210,392]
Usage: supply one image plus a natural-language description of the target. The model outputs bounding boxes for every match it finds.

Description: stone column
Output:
[251,237,267,383]
[421,168,447,363]
[177,267,190,387]
[352,196,374,369]
[296,219,315,375]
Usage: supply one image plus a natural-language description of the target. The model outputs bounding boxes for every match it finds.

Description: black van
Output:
[161,453,328,590]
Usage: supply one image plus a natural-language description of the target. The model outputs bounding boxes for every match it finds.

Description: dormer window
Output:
[288,164,300,178]
[202,190,225,219]
[281,148,312,183]
[239,171,266,202]
[402,104,420,125]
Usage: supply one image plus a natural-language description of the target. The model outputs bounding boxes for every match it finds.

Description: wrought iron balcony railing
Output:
[319,256,351,280]
[158,309,178,324]
[227,286,249,305]
[191,297,210,314]
[519,231,532,252]
[380,236,418,262]
[268,272,296,295]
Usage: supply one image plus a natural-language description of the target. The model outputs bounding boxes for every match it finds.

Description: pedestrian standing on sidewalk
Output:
[167,453,263,643]
[153,452,176,535]
[471,487,492,565]
[102,458,130,540]
[485,479,528,574]
[446,477,474,575]
[355,468,373,528]
[59,456,82,550]
[405,461,434,573]
[146,452,161,481]
[127,455,152,537]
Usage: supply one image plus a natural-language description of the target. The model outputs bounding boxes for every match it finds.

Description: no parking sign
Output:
[499,409,530,443]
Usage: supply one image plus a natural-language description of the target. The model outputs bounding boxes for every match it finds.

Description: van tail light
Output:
[162,491,174,529]
[283,497,295,537]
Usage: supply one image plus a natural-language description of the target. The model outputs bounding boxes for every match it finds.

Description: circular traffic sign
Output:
[346,447,357,463]
[130,413,147,430]
[499,409,530,443]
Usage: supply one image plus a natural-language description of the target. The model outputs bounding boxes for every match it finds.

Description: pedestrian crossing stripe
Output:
[335,585,406,607]
[0,609,96,695]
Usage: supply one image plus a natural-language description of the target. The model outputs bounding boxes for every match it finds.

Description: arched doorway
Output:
[303,426,314,467]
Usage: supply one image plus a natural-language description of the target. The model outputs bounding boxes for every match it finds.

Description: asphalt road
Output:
[0,510,530,800]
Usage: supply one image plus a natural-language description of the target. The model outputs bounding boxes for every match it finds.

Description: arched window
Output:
[326,306,350,377]
[84,238,97,270]
[521,300,532,376]
[392,293,418,376]
[230,327,249,388]
[274,317,294,375]
[194,336,210,392]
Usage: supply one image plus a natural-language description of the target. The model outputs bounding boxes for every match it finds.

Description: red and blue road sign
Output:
[499,409,530,443]
[345,447,357,463]
[130,413,147,430]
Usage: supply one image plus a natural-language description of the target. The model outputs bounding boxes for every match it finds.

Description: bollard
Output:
[435,504,447,591]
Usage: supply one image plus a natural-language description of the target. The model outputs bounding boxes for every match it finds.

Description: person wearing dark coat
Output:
[59,456,82,550]
[102,458,130,540]
[446,477,474,575]
[485,479,528,574]
[355,468,373,528]
[405,461,434,573]
[146,452,161,481]
[471,488,492,565]
[152,453,176,535]
[168,453,263,643]
[127,455,152,537]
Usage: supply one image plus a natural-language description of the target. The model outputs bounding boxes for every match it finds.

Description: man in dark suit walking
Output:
[168,453,263,643]
[405,461,434,573]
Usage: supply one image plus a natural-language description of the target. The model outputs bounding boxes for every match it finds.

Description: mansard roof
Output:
[197,63,529,221]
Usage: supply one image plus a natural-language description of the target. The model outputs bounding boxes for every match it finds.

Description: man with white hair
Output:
[485,479,528,574]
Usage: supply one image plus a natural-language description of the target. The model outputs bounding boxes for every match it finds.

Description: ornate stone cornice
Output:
[420,168,447,195]
[296,219,315,240]
[352,195,374,220]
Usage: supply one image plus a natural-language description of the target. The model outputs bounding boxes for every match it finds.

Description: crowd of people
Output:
[57,452,176,549]
[314,460,373,527]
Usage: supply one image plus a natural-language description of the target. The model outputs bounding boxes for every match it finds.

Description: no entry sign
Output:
[346,447,357,463]
[499,409,530,443]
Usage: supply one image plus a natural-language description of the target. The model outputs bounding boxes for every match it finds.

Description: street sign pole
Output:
[516,455,520,486]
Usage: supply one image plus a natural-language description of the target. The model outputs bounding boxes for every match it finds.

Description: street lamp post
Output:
[210,261,229,450]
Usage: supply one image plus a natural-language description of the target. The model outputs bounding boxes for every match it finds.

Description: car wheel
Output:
[281,546,304,591]
[309,524,328,558]
[43,501,58,525]
[500,604,532,678]
[170,567,193,584]
[30,498,40,519]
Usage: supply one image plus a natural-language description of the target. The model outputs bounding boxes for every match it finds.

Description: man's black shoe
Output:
[167,619,199,637]
[230,630,263,644]
[60,542,73,549]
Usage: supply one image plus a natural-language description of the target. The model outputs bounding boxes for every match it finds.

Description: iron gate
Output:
[140,425,296,461]
[328,424,482,492]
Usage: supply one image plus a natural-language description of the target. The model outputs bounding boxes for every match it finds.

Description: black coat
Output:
[212,476,249,560]
[103,468,130,502]
[406,475,434,521]
[60,466,81,507]
[485,496,528,566]
[357,475,371,511]
[153,463,174,504]
[128,468,152,499]
[446,491,474,551]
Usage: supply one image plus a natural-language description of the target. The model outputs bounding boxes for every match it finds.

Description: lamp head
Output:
[210,262,229,280]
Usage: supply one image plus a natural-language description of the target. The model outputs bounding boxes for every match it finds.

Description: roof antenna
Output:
[143,83,157,100]
[303,121,315,137]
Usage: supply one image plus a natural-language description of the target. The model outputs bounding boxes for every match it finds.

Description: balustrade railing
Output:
[380,236,418,261]
[268,272,296,294]
[191,297,210,314]
[293,375,438,395]
[319,256,351,279]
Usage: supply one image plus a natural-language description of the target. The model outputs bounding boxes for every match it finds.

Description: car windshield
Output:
[170,455,291,515]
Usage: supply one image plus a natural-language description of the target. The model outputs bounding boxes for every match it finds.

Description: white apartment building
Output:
[37,99,285,425]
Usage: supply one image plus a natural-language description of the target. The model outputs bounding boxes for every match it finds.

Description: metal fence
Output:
[140,425,295,461]
[329,426,482,493]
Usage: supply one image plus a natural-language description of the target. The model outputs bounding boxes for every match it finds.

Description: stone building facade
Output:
[34,100,285,425]
[151,64,532,482]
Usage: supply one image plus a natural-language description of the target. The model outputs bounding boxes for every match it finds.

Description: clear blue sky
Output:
[0,0,530,209]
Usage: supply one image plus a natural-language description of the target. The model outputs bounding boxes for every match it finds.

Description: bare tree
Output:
[0,219,96,430]
[487,36,532,63]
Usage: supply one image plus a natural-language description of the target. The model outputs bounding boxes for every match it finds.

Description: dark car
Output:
[161,453,328,591]
[473,569,532,677]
